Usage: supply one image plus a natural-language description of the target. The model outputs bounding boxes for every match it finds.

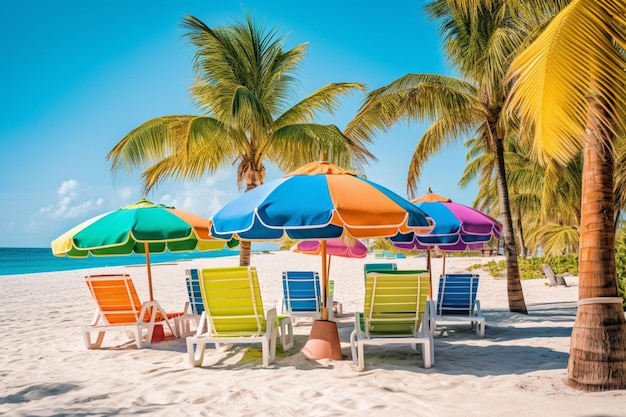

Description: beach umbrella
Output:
[292,238,367,280]
[390,188,502,297]
[294,238,368,258]
[51,199,238,301]
[209,159,432,359]
[210,160,432,309]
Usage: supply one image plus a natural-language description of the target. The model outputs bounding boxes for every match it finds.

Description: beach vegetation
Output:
[106,14,373,267]
[507,0,626,391]
[346,0,536,314]
[469,254,579,280]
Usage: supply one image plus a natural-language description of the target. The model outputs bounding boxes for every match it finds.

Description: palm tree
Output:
[107,14,374,266]
[346,0,532,313]
[507,0,626,391]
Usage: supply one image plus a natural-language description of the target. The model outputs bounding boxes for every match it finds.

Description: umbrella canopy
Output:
[294,239,367,258]
[293,238,367,283]
[390,189,502,298]
[210,160,433,318]
[391,188,502,250]
[52,199,238,300]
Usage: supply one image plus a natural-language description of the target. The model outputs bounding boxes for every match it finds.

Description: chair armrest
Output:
[266,307,277,334]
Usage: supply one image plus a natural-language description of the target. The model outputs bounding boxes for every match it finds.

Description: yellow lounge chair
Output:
[186,266,294,368]
[350,270,434,371]
[83,274,179,349]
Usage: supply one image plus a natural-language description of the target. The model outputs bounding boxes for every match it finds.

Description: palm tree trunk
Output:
[494,137,528,313]
[567,101,626,391]
[238,170,264,267]
[516,209,527,257]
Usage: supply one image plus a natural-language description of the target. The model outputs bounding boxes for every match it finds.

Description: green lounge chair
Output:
[350,270,434,371]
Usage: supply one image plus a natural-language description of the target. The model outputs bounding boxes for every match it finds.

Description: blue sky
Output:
[0,0,475,248]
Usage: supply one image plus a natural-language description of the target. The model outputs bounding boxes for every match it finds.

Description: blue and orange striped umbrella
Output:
[209,160,433,320]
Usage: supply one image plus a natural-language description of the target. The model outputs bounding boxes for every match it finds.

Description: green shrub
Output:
[469,254,579,280]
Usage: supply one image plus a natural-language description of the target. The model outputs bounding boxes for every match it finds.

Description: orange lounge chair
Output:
[83,274,181,349]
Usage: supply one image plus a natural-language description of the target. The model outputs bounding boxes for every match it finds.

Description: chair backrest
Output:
[85,274,143,324]
[185,269,205,315]
[199,266,266,336]
[362,270,429,336]
[363,263,398,275]
[436,273,480,315]
[282,271,321,313]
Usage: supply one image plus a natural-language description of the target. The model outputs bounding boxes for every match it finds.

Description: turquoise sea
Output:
[0,247,241,276]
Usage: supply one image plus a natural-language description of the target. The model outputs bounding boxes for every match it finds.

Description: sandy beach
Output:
[1,251,624,416]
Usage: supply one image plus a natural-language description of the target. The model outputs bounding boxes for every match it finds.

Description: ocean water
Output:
[0,247,241,276]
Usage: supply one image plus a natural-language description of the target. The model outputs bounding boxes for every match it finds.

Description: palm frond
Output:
[507,0,626,164]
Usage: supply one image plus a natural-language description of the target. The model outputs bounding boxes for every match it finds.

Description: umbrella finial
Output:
[319,153,326,161]
[427,187,432,193]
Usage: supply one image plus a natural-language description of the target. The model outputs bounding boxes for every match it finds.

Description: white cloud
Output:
[36,180,105,221]
[118,187,132,200]
[58,179,79,196]
[155,173,238,218]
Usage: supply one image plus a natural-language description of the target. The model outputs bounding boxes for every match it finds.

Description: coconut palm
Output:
[507,0,626,391]
[346,0,535,313]
[107,14,374,266]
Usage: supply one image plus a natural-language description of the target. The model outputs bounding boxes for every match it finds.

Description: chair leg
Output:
[477,320,485,337]
[263,335,276,367]
[186,337,206,367]
[83,330,105,349]
[349,330,358,367]
[279,318,294,351]
[422,342,432,368]
[357,342,365,372]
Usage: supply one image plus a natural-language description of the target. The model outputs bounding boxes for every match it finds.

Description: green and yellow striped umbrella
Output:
[52,199,237,300]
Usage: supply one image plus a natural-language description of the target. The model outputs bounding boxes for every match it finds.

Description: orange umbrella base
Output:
[301,320,343,360]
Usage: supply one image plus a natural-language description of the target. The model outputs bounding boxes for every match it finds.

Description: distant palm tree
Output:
[107,14,374,266]
[507,0,626,391]
[346,0,533,313]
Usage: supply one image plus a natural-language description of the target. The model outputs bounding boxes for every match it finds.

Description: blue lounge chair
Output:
[435,273,485,337]
[279,271,322,320]
[279,271,336,321]
[174,269,205,337]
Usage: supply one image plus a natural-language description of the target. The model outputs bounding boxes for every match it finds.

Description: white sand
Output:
[1,251,624,416]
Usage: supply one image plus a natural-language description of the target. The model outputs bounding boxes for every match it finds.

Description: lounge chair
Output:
[186,266,294,368]
[435,273,485,337]
[363,262,398,276]
[350,270,434,371]
[174,269,205,337]
[83,274,180,349]
[279,271,323,321]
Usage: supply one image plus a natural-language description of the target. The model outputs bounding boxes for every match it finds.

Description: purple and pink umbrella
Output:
[390,189,502,297]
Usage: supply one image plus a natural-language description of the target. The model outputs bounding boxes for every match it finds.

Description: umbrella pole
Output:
[427,247,433,300]
[442,250,447,275]
[301,238,342,361]
[144,242,154,301]
[321,240,328,320]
